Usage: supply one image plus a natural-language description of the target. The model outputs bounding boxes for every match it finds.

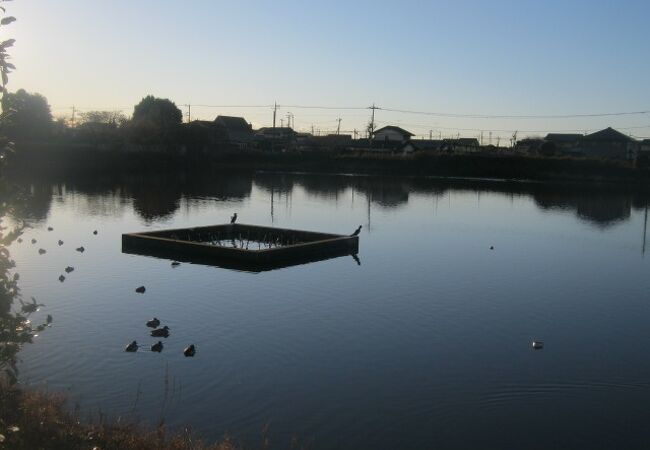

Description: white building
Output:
[373,126,414,144]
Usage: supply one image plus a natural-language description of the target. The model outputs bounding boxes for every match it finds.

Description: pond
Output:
[9,171,650,450]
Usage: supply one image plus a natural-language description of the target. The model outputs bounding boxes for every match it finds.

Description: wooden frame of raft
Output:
[122,223,359,272]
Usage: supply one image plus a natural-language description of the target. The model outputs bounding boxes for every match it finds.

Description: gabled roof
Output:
[583,127,635,142]
[214,116,252,132]
[373,126,414,137]
[544,133,583,142]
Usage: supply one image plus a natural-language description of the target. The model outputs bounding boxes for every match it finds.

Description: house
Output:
[544,133,583,153]
[373,126,414,145]
[401,139,442,154]
[515,138,544,154]
[441,138,480,153]
[255,127,297,150]
[580,127,638,160]
[214,116,253,147]
[256,127,296,140]
[639,139,650,153]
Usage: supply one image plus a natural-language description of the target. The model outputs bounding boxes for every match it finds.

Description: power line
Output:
[51,103,650,119]
[380,107,650,120]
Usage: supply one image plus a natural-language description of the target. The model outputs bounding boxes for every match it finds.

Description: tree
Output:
[1,89,52,140]
[0,0,52,386]
[130,95,182,144]
[0,0,16,168]
[78,110,126,127]
[77,110,127,147]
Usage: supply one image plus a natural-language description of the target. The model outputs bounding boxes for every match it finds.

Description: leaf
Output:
[0,16,16,25]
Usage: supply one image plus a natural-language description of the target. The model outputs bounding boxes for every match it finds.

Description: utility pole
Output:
[368,103,379,149]
[336,118,342,135]
[272,102,276,128]
[182,104,191,123]
[280,118,284,127]
[480,131,483,146]
[286,112,293,129]
[353,129,358,139]
[429,130,433,140]
[489,131,492,145]
[311,124,314,135]
[71,106,76,127]
[496,136,501,148]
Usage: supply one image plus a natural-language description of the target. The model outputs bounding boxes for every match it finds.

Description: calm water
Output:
[9,171,650,449]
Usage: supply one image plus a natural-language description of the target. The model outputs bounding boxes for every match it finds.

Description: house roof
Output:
[443,138,480,146]
[214,116,252,132]
[373,126,414,137]
[583,127,635,142]
[258,127,295,134]
[403,139,442,150]
[544,133,583,142]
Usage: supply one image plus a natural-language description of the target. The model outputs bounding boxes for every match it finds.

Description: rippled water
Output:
[9,171,650,449]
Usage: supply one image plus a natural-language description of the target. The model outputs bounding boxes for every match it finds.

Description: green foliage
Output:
[0,0,50,386]
[130,95,182,144]
[1,89,52,140]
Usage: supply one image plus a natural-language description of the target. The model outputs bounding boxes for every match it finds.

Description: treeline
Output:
[0,89,223,151]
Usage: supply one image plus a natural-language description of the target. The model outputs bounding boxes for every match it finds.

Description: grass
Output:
[0,382,246,450]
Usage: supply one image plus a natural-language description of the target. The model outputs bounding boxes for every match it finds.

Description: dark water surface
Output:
[10,171,650,449]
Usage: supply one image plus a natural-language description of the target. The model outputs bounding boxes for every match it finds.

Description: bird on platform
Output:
[171,261,180,267]
[532,340,544,350]
[58,240,64,246]
[231,213,238,224]
[38,248,46,255]
[58,275,65,282]
[151,341,164,352]
[184,344,196,357]
[93,230,98,235]
[351,225,362,236]
[146,318,160,328]
[150,326,170,338]
[125,341,138,352]
[76,246,85,253]
[135,286,146,294]
[31,238,37,244]
[65,266,74,273]
[490,246,494,250]
[47,227,53,231]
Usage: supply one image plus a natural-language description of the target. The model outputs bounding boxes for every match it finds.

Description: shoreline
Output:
[6,142,650,188]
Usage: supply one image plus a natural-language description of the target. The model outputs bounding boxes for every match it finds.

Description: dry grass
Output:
[0,383,244,450]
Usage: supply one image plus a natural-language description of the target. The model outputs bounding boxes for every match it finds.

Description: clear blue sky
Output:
[6,0,650,140]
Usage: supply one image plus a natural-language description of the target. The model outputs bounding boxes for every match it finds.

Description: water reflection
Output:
[9,171,650,230]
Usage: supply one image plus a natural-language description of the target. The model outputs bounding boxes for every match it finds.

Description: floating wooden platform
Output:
[122,223,359,272]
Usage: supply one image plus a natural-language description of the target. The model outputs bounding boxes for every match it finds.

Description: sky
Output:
[5,0,650,141]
